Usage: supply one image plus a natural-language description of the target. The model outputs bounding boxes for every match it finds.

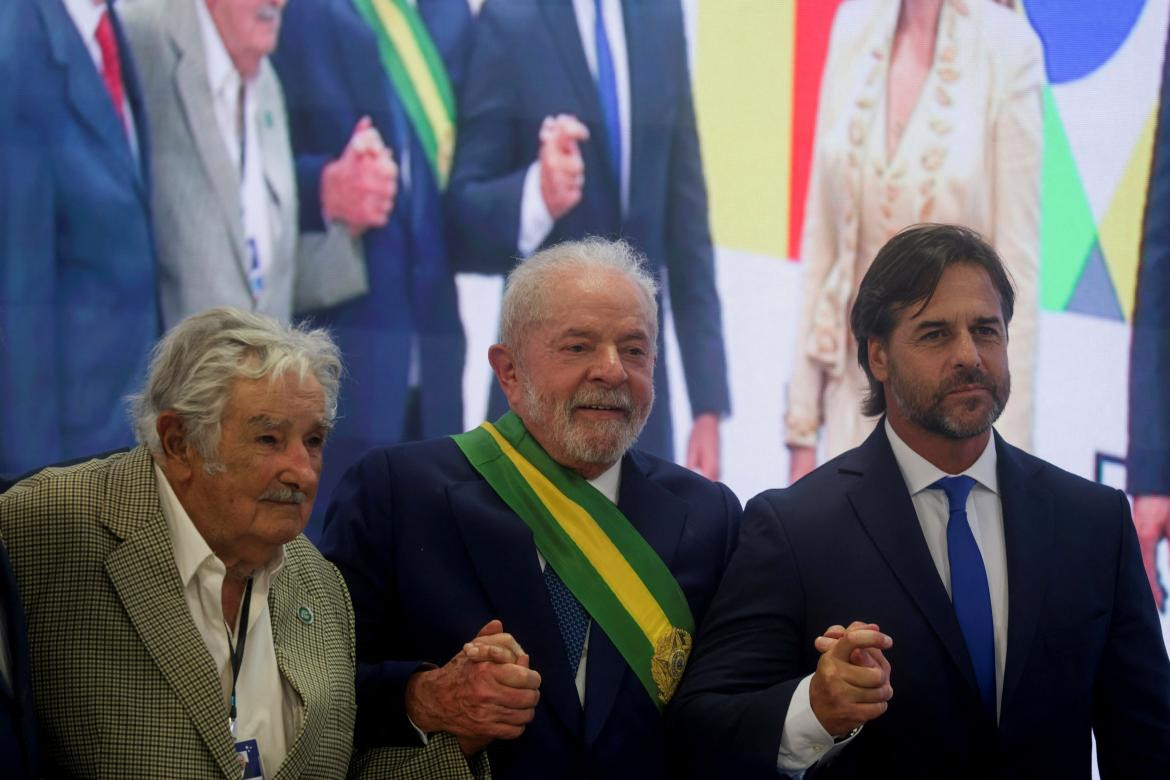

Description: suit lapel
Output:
[844,426,984,700]
[269,554,329,780]
[110,3,150,197]
[447,480,584,740]
[583,451,687,747]
[100,449,239,778]
[169,0,248,275]
[255,63,294,312]
[38,0,141,197]
[995,436,1052,715]
[540,1,603,127]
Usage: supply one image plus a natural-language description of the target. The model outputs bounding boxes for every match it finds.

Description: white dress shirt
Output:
[61,0,140,157]
[517,0,631,256]
[156,464,301,776]
[194,0,274,300]
[777,420,1008,774]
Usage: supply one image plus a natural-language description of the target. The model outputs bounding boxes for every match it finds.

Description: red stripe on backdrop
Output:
[788,0,844,261]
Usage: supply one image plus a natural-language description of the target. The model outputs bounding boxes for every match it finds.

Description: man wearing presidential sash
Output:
[320,238,743,778]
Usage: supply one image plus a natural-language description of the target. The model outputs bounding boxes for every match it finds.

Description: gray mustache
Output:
[258,486,308,504]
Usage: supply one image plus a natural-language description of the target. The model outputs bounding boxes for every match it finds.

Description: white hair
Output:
[499,237,659,350]
[130,307,342,470]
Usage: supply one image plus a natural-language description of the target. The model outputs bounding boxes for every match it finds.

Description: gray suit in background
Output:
[121,0,298,327]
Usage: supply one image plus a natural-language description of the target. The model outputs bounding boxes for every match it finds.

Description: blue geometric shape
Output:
[1024,0,1146,84]
[1065,239,1124,321]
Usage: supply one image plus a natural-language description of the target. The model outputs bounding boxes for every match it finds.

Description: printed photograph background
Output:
[454,0,1170,658]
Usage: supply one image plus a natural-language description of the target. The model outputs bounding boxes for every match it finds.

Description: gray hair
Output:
[131,307,342,469]
[499,237,660,350]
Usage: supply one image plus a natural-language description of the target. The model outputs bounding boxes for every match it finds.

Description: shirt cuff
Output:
[777,674,860,774]
[518,161,554,257]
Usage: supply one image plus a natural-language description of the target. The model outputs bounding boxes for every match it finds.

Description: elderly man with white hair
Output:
[320,238,742,779]
[0,307,481,778]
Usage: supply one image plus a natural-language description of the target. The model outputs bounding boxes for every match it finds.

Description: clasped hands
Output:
[321,116,398,237]
[808,621,894,738]
[404,619,542,756]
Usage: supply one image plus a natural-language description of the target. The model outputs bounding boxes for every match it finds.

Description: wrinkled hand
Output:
[787,445,817,486]
[1133,495,1170,611]
[539,114,589,220]
[686,412,721,481]
[405,619,541,756]
[809,622,893,737]
[321,116,398,237]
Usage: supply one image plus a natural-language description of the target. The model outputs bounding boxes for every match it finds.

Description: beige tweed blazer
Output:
[0,447,487,779]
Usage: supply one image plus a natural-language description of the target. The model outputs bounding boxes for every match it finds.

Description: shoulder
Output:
[827,0,882,52]
[285,535,352,609]
[119,0,172,46]
[328,436,474,511]
[0,451,123,526]
[970,1,1044,86]
[627,449,737,507]
[1003,442,1125,513]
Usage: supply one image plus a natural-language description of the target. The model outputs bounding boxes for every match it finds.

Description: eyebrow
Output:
[246,414,288,430]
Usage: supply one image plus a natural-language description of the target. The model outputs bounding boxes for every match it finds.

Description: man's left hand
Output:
[321,116,398,237]
[686,412,720,481]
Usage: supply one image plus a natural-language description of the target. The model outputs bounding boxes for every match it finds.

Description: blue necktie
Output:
[930,475,996,719]
[593,0,621,189]
[544,564,590,677]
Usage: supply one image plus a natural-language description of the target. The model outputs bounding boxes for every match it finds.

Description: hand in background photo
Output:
[322,116,398,237]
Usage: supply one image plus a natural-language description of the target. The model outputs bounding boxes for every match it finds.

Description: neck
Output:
[221,574,249,631]
[897,0,943,36]
[886,414,990,475]
[571,460,616,481]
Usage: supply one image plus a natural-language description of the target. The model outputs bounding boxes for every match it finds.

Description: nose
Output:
[279,440,319,496]
[589,344,628,386]
[951,329,982,369]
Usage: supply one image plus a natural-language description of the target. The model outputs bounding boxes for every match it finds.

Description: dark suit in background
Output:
[668,423,1170,778]
[0,0,158,477]
[272,0,471,533]
[0,539,36,779]
[447,0,729,460]
[320,437,741,779]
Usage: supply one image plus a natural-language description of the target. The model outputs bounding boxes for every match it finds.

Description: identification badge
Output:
[234,738,264,779]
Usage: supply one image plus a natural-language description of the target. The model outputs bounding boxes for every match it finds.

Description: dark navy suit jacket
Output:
[272,0,471,531]
[668,424,1170,779]
[1129,21,1170,495]
[320,434,741,779]
[0,0,158,477]
[447,0,730,460]
[0,538,37,778]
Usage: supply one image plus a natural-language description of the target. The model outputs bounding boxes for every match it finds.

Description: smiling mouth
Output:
[575,404,629,415]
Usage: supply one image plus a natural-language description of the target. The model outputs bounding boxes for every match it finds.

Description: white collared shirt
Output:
[193,0,273,300]
[778,421,1009,774]
[155,464,301,774]
[61,0,139,156]
[518,0,631,256]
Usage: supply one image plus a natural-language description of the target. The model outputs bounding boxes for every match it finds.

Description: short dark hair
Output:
[850,223,1016,417]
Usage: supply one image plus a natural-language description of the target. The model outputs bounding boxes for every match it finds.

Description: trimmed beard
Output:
[520,379,653,468]
[887,360,1010,440]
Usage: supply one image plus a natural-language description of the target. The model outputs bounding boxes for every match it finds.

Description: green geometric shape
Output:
[1040,86,1099,312]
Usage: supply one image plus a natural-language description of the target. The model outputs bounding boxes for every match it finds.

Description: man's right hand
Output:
[538,114,589,220]
[808,622,893,737]
[404,619,542,756]
[1133,495,1170,611]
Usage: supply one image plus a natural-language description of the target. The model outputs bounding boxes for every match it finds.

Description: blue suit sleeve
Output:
[319,452,435,749]
[0,19,63,474]
[662,26,730,417]
[1128,24,1170,495]
[665,493,806,775]
[445,2,528,274]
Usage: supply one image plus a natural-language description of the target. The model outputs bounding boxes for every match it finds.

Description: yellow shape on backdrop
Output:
[694,0,792,258]
[1098,105,1159,321]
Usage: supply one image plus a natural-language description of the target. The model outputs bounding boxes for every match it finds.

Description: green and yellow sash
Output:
[452,412,695,709]
[351,0,456,188]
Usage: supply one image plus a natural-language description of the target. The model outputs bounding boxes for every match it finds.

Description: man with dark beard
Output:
[667,224,1170,779]
[319,237,742,778]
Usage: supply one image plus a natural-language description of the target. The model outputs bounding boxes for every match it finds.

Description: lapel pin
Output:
[297,605,314,625]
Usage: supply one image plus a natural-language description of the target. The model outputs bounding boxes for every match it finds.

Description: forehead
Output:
[223,372,326,422]
[532,270,653,336]
[900,263,1004,325]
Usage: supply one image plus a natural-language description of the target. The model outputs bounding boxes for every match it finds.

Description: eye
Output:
[305,434,326,450]
[920,329,944,342]
[256,434,279,446]
[564,343,586,354]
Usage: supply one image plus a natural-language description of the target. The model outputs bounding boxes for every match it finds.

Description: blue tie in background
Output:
[593,0,621,190]
[930,475,996,719]
[544,564,590,678]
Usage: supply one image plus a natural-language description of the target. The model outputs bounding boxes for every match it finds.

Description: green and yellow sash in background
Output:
[452,412,696,709]
[351,0,456,188]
